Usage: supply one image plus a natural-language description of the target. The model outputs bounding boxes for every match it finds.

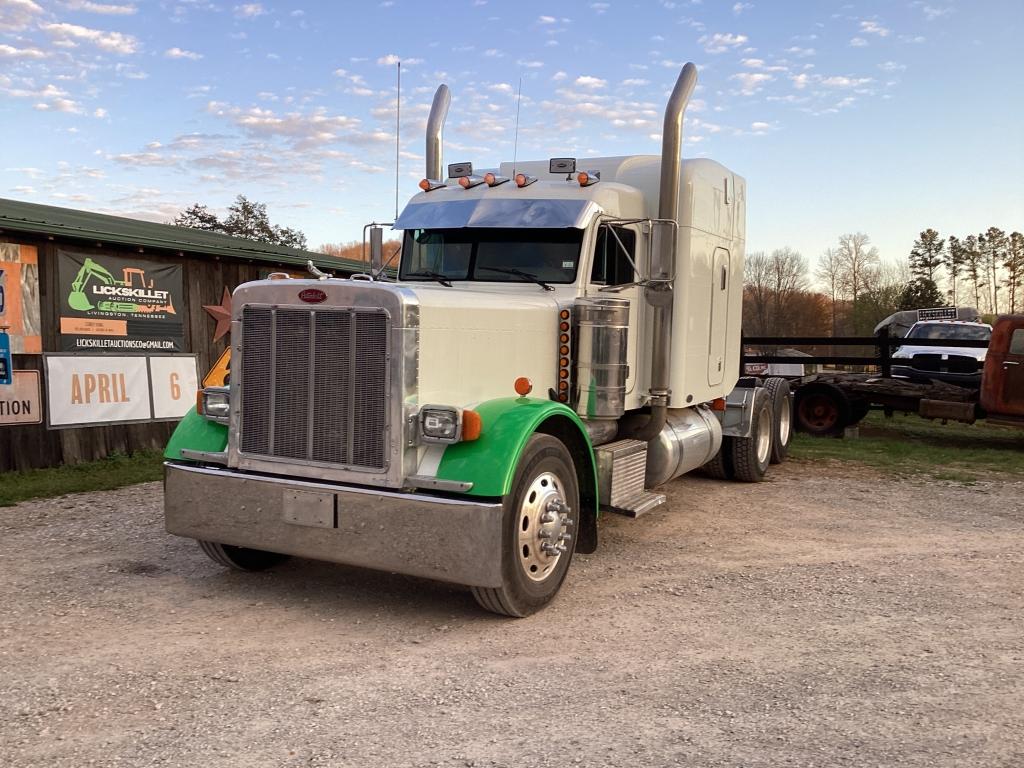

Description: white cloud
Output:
[165,47,203,60]
[732,2,753,14]
[917,4,952,20]
[849,37,868,47]
[820,75,873,88]
[517,59,544,68]
[590,2,609,13]
[750,121,771,131]
[40,22,139,54]
[622,78,648,86]
[699,32,749,54]
[729,72,773,95]
[551,70,568,81]
[537,15,556,23]
[93,107,108,117]
[0,0,43,32]
[741,58,788,72]
[0,44,47,59]
[488,82,514,93]
[234,3,265,18]
[878,61,906,72]
[376,53,422,66]
[860,20,890,37]
[575,75,607,89]
[65,1,137,14]
[785,46,815,57]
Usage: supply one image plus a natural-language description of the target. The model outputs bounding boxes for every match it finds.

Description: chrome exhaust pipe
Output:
[425,84,451,181]
[635,62,698,443]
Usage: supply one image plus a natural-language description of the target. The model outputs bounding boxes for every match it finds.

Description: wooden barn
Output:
[0,197,364,472]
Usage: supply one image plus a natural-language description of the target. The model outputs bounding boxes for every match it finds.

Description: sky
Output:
[1,0,1021,271]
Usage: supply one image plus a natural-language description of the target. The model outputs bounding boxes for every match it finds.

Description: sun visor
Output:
[394,198,600,230]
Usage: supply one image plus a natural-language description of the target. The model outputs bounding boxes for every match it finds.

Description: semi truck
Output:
[163,63,793,616]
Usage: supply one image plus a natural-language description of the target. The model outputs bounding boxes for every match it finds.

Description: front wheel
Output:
[471,434,580,617]
[197,540,290,571]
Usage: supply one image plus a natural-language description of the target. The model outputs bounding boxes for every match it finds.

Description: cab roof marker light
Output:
[418,178,446,192]
[577,170,600,187]
[458,174,487,189]
[484,172,509,187]
[514,173,537,188]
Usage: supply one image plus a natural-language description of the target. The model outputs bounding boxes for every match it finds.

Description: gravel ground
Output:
[1,459,1022,768]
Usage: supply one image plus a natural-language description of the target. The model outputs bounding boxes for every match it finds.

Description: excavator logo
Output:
[67,257,176,315]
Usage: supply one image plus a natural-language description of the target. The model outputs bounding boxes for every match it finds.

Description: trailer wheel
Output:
[471,434,580,617]
[729,397,773,482]
[764,378,793,464]
[701,438,734,480]
[197,540,290,571]
[794,383,851,437]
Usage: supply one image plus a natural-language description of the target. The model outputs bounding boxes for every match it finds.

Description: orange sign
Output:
[59,317,129,337]
[0,370,42,425]
[0,244,42,355]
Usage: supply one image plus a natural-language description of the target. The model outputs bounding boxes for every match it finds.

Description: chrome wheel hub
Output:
[756,407,772,465]
[517,471,573,582]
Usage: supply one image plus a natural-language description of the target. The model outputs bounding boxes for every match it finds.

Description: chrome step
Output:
[595,438,667,517]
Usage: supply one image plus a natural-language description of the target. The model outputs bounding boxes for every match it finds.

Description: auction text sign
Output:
[57,250,185,353]
[44,354,198,428]
[0,370,42,426]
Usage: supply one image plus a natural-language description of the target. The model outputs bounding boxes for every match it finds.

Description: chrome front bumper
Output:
[164,462,504,588]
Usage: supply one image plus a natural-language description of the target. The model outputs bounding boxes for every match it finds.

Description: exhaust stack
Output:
[425,84,451,181]
[635,62,698,442]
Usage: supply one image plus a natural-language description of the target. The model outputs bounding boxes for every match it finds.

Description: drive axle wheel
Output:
[197,540,290,571]
[729,396,773,482]
[764,378,793,464]
[472,434,580,617]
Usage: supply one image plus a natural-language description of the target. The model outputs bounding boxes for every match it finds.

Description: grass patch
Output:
[790,411,1024,481]
[0,451,164,507]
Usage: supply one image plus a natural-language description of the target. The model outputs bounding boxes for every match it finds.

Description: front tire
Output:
[471,434,580,617]
[197,540,290,571]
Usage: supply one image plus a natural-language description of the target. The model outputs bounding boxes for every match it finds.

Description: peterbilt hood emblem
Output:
[298,288,327,304]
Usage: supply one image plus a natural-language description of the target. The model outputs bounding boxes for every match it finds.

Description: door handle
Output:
[1004,361,1020,367]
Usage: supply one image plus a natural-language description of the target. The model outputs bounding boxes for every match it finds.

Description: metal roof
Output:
[0,197,369,273]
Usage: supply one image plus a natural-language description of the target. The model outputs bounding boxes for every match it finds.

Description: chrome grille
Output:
[239,306,389,470]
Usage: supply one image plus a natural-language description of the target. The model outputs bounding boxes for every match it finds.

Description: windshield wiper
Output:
[405,270,453,287]
[477,266,554,291]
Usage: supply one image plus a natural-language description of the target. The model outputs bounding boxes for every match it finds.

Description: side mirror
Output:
[369,226,383,272]
[648,219,676,283]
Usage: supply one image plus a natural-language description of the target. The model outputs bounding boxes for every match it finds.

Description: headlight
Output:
[420,406,460,443]
[197,386,230,423]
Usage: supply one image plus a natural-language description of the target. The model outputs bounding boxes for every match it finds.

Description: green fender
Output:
[436,397,600,552]
[163,409,228,461]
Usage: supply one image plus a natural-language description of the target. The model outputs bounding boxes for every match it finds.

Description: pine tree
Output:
[945,235,964,305]
[909,228,945,284]
[980,227,1007,314]
[1006,231,1024,313]
[897,278,944,310]
[962,234,986,311]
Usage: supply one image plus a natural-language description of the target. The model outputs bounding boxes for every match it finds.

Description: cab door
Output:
[707,247,731,387]
[981,317,1024,417]
[587,223,640,395]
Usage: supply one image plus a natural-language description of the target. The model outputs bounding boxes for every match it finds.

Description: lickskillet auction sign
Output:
[57,250,185,352]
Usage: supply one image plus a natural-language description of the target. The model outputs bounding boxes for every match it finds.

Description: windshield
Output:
[907,323,992,341]
[399,228,583,284]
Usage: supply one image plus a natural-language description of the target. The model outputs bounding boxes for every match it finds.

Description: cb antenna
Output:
[394,60,401,221]
[512,75,522,177]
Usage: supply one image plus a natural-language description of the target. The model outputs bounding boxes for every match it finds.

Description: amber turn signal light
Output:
[461,409,483,441]
[514,377,533,396]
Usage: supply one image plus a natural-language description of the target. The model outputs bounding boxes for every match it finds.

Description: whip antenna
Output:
[512,76,522,176]
[394,60,401,221]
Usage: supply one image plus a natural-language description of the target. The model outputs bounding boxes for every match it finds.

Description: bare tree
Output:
[815,247,843,336]
[743,250,772,335]
[769,247,809,335]
[837,232,880,315]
